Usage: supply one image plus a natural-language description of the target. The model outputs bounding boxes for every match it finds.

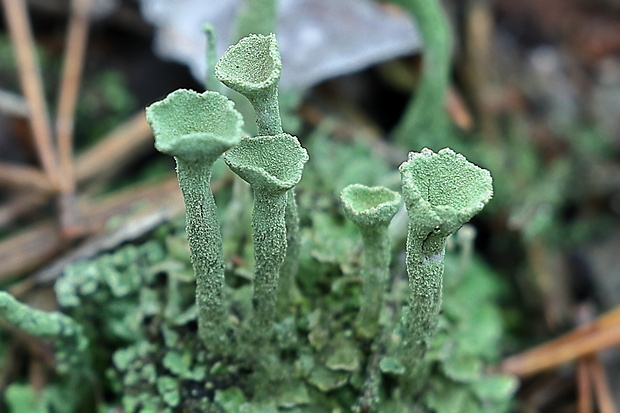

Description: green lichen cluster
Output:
[0,32,516,413]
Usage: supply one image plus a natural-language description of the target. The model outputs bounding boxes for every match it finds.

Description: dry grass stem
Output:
[501,307,620,377]
[55,0,91,194]
[0,162,55,193]
[577,358,593,413]
[2,0,60,187]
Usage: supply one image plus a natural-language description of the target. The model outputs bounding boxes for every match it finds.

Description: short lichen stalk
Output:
[356,226,392,336]
[225,134,308,335]
[341,184,401,339]
[398,148,493,378]
[146,89,243,351]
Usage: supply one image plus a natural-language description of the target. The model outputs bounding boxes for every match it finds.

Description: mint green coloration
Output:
[6,27,515,412]
[215,34,283,136]
[232,0,278,42]
[146,89,243,351]
[202,24,225,95]
[156,376,180,407]
[0,291,87,374]
[388,0,453,147]
[278,189,302,308]
[146,89,242,163]
[224,133,308,331]
[340,184,401,339]
[398,148,493,376]
[217,33,304,314]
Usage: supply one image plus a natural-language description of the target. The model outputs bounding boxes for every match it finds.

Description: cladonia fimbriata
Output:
[398,147,493,376]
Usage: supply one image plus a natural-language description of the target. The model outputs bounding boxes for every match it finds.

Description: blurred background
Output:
[1,0,620,411]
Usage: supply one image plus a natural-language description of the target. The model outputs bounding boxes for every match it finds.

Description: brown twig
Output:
[55,0,91,237]
[501,307,620,377]
[75,111,153,184]
[446,86,473,131]
[0,162,55,193]
[0,193,49,229]
[0,221,64,283]
[588,356,616,413]
[1,0,60,188]
[55,0,90,188]
[0,110,153,230]
[0,174,184,283]
[577,358,593,413]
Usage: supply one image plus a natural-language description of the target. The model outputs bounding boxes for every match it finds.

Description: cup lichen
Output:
[146,89,243,351]
[340,184,401,339]
[215,33,283,136]
[224,133,308,333]
[398,147,493,376]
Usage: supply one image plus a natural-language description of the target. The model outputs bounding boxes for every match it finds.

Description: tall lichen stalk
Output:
[146,89,243,352]
[388,0,453,147]
[402,226,447,371]
[279,189,302,307]
[251,189,288,323]
[398,148,493,382]
[215,34,283,137]
[224,134,308,335]
[217,34,307,335]
[175,158,228,346]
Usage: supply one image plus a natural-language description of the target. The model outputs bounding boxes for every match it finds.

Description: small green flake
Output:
[425,379,472,413]
[379,356,406,376]
[141,363,158,385]
[325,339,362,372]
[162,328,179,347]
[276,380,310,408]
[4,383,47,413]
[215,387,247,411]
[157,376,180,407]
[112,346,138,371]
[162,350,192,377]
[293,353,315,378]
[471,375,518,402]
[307,365,349,392]
[442,354,483,382]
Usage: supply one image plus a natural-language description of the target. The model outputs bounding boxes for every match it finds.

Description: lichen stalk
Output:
[389,0,453,147]
[341,184,400,339]
[356,225,392,339]
[397,147,493,380]
[224,133,308,336]
[251,188,288,328]
[249,86,282,136]
[401,228,447,365]
[278,189,301,307]
[145,89,243,351]
[215,34,283,136]
[175,158,227,349]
